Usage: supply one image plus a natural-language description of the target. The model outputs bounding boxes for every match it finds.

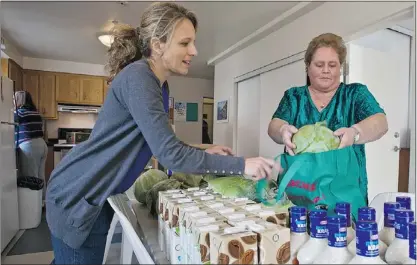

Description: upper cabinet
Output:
[56,73,104,105]
[2,58,23,91]
[39,72,57,119]
[23,70,57,119]
[5,61,107,120]
[56,73,80,104]
[79,76,104,105]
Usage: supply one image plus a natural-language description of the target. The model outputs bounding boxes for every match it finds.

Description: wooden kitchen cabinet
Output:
[56,73,80,103]
[79,76,104,105]
[23,70,40,108]
[39,73,57,119]
[103,78,110,100]
[56,73,104,105]
[2,58,23,91]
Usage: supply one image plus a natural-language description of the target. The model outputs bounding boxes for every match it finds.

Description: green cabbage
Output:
[292,121,340,154]
[207,176,277,201]
[170,172,203,188]
[134,169,168,203]
[145,179,182,216]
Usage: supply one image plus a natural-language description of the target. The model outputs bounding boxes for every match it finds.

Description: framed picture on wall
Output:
[216,99,229,123]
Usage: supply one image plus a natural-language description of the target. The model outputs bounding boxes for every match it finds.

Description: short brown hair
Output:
[105,2,198,82]
[304,33,346,68]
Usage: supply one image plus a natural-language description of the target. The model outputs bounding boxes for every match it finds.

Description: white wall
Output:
[167,76,214,144]
[23,57,107,76]
[213,1,414,148]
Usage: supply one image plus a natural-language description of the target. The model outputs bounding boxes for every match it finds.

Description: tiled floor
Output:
[1,208,125,265]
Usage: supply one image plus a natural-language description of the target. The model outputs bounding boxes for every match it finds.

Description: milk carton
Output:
[167,198,195,264]
[247,223,291,264]
[385,209,415,264]
[178,204,200,264]
[348,221,386,264]
[313,215,353,264]
[192,222,231,264]
[297,209,328,264]
[209,226,259,264]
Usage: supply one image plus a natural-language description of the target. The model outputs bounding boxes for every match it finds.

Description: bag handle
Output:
[256,154,307,205]
[275,158,307,201]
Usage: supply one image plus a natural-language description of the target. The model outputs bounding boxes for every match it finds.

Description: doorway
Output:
[203,97,214,144]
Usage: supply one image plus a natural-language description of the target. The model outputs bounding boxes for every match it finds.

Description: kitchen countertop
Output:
[53,143,76,147]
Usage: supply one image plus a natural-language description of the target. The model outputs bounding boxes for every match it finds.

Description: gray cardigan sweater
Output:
[45,59,245,249]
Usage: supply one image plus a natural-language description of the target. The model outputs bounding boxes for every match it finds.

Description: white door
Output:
[259,59,306,159]
[346,38,409,201]
[236,76,261,158]
[0,77,19,252]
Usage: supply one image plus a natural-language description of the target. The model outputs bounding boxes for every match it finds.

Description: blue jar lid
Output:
[384,202,400,212]
[328,215,347,226]
[309,209,327,218]
[358,207,376,221]
[290,206,307,214]
[356,220,378,232]
[335,202,351,210]
[395,209,415,222]
[396,196,411,203]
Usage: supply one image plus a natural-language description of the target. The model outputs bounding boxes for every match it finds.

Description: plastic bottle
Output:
[403,221,416,264]
[348,207,387,260]
[313,215,353,264]
[396,196,411,210]
[297,209,328,264]
[334,202,355,244]
[289,206,310,264]
[385,209,415,264]
[348,221,387,264]
[379,202,400,246]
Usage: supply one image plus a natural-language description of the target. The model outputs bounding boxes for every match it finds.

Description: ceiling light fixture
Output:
[97,20,118,47]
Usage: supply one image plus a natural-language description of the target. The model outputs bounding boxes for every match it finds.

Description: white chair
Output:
[103,186,137,264]
[369,192,415,231]
[103,194,155,264]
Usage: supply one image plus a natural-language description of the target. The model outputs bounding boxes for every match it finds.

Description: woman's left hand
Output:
[333,127,356,149]
[205,145,235,156]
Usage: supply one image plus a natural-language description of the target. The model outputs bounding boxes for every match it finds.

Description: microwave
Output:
[66,132,91,144]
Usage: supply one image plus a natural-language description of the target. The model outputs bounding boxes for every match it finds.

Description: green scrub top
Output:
[272,82,385,201]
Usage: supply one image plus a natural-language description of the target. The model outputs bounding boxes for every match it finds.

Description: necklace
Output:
[309,87,334,110]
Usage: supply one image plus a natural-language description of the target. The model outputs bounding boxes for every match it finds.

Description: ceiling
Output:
[396,18,415,31]
[0,1,300,79]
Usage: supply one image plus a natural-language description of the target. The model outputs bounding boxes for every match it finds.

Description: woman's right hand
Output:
[244,157,281,181]
[279,124,298,155]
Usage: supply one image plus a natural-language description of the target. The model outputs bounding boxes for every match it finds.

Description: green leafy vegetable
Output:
[134,169,168,203]
[145,179,182,216]
[207,176,277,201]
[292,121,340,154]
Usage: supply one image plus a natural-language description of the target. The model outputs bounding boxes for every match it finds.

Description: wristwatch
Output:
[351,126,360,144]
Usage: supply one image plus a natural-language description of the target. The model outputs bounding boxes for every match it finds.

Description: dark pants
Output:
[50,202,114,264]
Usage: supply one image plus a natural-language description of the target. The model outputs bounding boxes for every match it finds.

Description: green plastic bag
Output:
[258,146,366,222]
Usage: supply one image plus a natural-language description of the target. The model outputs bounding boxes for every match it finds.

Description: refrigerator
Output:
[0,76,19,252]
